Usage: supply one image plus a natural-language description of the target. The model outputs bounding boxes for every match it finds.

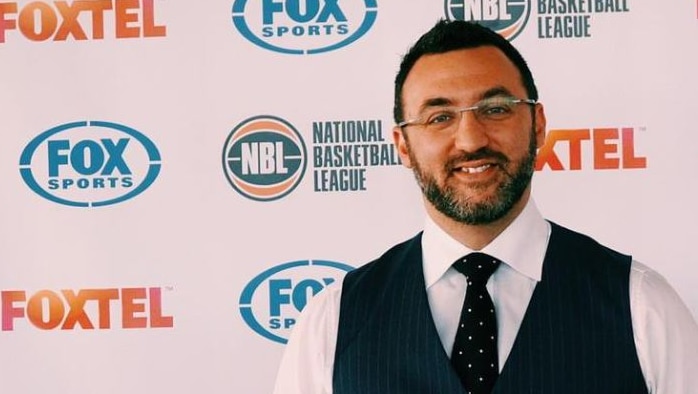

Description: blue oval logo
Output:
[19,121,161,207]
[232,0,378,54]
[239,259,354,344]
[445,0,531,41]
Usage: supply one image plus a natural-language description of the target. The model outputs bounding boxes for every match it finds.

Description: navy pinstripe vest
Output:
[333,222,647,393]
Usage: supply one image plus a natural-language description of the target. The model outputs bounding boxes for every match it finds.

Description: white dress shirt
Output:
[273,200,698,394]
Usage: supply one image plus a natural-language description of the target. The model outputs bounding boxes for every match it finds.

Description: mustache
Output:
[445,148,510,172]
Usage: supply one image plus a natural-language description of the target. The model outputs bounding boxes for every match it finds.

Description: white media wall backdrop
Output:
[1,1,696,393]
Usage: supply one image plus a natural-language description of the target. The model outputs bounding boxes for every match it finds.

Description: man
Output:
[273,20,698,394]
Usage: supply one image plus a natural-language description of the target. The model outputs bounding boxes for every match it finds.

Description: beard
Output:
[408,129,537,225]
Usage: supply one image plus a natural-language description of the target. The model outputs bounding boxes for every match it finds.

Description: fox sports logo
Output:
[445,0,531,41]
[239,259,354,344]
[232,0,378,54]
[19,121,161,207]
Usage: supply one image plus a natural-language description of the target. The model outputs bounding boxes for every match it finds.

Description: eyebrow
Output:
[481,86,515,100]
[415,86,516,114]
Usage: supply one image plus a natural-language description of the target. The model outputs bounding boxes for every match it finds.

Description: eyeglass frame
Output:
[397,96,538,130]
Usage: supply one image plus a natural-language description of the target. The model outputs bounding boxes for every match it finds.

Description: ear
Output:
[533,103,547,149]
[392,126,413,168]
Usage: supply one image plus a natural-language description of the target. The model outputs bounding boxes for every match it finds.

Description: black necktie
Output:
[451,252,502,393]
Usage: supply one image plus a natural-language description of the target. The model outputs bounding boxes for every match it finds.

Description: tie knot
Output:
[453,252,501,283]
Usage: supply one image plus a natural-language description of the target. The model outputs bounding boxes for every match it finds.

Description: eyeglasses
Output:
[398,96,537,133]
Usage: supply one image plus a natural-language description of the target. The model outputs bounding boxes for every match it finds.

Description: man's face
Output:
[393,46,546,225]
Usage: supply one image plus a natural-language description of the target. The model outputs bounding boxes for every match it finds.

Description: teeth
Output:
[461,164,491,174]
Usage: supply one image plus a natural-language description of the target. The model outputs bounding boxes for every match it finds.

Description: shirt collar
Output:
[422,198,550,288]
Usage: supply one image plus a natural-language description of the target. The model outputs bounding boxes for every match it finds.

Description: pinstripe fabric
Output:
[333,223,647,394]
[493,223,647,393]
[333,234,466,394]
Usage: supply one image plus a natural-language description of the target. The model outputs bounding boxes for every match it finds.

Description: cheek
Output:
[393,128,415,168]
[408,138,452,171]
[493,130,533,159]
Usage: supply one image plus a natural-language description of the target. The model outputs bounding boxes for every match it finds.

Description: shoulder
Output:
[342,233,423,292]
[548,221,631,264]
[630,260,696,320]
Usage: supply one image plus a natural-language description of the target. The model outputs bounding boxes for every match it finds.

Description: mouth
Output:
[451,160,501,175]
[446,149,510,180]
[457,163,494,174]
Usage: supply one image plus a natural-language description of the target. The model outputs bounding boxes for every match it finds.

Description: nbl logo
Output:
[19,121,161,207]
[239,259,353,344]
[222,115,307,201]
[445,0,531,40]
[231,0,378,54]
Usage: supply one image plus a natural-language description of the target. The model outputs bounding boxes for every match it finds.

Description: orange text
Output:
[536,127,647,171]
[0,0,166,43]
[1,287,174,330]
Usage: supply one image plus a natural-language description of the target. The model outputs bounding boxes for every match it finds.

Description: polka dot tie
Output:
[451,252,501,394]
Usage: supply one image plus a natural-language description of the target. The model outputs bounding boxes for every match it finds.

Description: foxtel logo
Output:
[536,127,647,171]
[1,287,173,331]
[0,0,166,43]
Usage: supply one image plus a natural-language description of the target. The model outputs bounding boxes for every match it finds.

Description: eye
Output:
[479,100,515,118]
[426,111,456,125]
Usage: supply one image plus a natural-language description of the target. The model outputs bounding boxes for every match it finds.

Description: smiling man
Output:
[273,20,698,394]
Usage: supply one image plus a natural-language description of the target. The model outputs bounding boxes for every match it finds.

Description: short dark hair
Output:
[393,20,539,124]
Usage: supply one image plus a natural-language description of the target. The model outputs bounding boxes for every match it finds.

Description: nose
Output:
[452,109,490,152]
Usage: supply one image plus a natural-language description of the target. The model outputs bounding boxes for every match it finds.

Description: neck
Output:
[425,189,531,250]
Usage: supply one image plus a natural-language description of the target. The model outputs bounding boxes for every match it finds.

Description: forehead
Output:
[401,46,527,109]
